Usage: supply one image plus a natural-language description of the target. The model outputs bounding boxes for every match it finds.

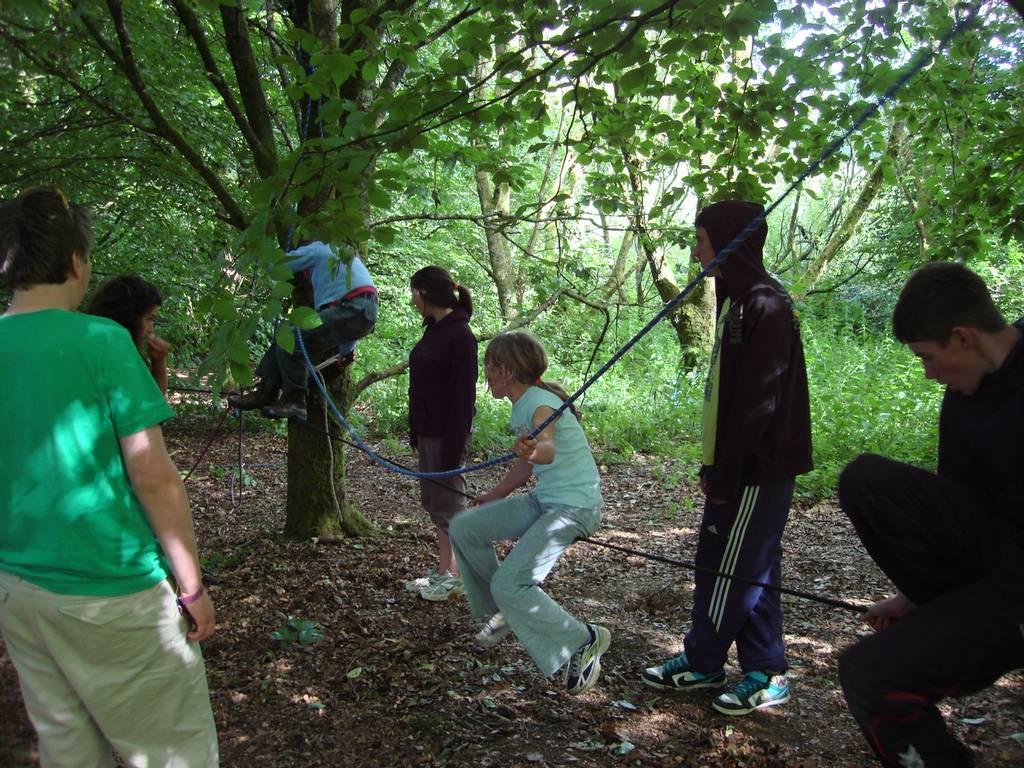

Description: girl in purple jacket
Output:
[405,265,478,602]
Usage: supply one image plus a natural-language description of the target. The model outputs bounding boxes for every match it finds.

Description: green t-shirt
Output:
[511,386,602,509]
[0,309,175,595]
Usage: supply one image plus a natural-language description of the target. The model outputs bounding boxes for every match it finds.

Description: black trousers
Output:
[837,454,1024,767]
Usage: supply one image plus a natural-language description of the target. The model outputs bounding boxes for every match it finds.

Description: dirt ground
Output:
[2,408,1023,767]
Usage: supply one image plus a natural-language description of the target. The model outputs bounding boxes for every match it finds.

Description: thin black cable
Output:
[580,537,864,614]
[303,415,864,613]
[236,410,243,507]
[181,405,232,484]
[201,401,863,612]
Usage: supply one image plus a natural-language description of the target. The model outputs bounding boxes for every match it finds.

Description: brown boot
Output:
[227,379,278,410]
[261,389,307,421]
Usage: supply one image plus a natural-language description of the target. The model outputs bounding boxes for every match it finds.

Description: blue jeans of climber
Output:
[256,294,377,396]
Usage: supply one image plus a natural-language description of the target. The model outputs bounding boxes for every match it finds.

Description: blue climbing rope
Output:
[297,6,979,479]
[299,330,518,477]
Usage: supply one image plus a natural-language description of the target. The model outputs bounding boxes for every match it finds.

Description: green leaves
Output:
[617,63,655,95]
[275,323,296,355]
[289,306,322,331]
[272,616,325,649]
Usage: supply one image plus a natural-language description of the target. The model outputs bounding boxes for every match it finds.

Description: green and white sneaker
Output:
[565,624,611,695]
[712,671,790,715]
[404,566,440,593]
[420,572,464,602]
[641,652,727,691]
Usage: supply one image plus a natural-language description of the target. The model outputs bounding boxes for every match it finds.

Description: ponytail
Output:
[411,264,472,318]
[485,332,582,422]
[535,379,581,422]
[453,282,473,317]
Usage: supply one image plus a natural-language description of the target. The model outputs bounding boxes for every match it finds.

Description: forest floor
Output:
[3,405,1023,768]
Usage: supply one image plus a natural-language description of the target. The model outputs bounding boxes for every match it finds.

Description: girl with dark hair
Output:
[0,187,218,765]
[448,332,610,696]
[405,265,478,602]
[88,275,171,395]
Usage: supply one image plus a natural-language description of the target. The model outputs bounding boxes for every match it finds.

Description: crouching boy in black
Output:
[838,261,1024,767]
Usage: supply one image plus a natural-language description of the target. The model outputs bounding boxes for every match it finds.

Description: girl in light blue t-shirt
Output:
[449,332,610,695]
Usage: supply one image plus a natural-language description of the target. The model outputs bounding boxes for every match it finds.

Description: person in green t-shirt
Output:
[449,332,610,696]
[0,187,218,767]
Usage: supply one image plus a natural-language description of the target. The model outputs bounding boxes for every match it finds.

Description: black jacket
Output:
[698,201,814,501]
[938,318,1024,521]
[408,309,478,469]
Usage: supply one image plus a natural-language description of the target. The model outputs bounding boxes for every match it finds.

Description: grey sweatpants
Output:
[449,493,601,677]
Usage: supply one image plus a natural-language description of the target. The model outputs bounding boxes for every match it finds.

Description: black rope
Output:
[235,409,243,507]
[236,408,864,613]
[299,420,864,614]
[176,390,864,613]
[168,385,216,394]
[579,537,864,614]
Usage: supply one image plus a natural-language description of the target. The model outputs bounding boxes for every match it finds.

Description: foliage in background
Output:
[2,0,1022,505]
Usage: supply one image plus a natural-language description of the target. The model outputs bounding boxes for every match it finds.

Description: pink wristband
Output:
[177,584,205,607]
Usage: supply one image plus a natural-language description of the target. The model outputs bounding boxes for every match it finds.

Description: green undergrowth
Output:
[357,316,942,503]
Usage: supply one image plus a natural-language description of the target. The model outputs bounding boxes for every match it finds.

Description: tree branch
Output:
[353,286,608,396]
[219,4,279,179]
[87,0,247,228]
[167,0,277,178]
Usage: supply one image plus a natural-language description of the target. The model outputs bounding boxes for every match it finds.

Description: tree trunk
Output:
[284,366,376,539]
[623,150,713,369]
[796,122,902,296]
[280,0,375,539]
[600,228,635,302]
[473,52,517,319]
[475,169,516,318]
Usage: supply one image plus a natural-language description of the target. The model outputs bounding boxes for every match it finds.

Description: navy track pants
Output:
[684,478,795,674]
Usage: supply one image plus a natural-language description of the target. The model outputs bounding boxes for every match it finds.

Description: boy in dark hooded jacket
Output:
[641,200,813,715]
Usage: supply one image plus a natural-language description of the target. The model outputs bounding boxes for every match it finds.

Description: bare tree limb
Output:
[353,287,610,396]
[167,0,277,178]
[85,0,248,228]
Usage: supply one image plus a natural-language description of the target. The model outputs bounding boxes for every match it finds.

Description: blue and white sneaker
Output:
[641,652,726,691]
[564,624,611,695]
[712,671,790,715]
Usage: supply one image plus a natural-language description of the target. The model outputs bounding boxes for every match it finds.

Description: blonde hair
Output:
[484,332,580,421]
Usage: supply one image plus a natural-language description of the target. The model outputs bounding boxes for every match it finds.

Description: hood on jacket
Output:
[696,200,770,305]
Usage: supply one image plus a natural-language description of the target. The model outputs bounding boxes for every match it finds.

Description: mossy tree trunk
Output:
[622,149,715,370]
[284,363,377,539]
[279,0,392,540]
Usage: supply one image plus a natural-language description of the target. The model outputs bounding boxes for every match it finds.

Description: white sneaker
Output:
[474,613,512,647]
[404,566,439,593]
[420,572,464,602]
